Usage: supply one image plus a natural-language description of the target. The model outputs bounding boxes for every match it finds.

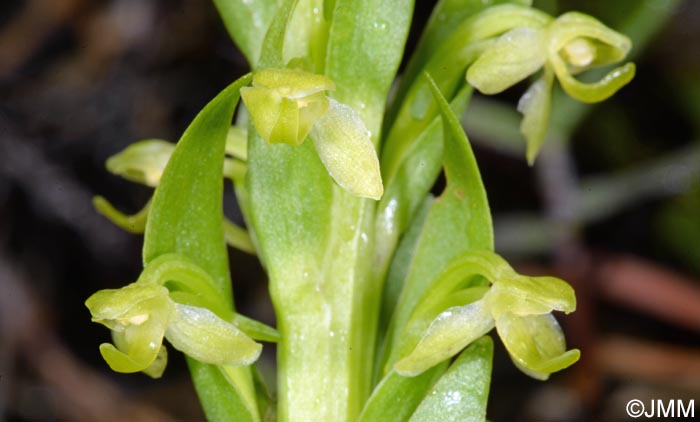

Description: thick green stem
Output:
[270,190,378,422]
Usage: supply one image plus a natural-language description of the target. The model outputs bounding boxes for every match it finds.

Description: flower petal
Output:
[467,27,547,94]
[166,303,262,366]
[496,313,580,380]
[311,98,384,199]
[394,300,494,376]
[517,67,554,165]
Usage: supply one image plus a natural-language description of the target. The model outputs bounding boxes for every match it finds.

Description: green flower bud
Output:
[242,67,384,199]
[105,139,175,187]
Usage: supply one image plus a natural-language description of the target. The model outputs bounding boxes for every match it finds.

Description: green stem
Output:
[272,191,378,422]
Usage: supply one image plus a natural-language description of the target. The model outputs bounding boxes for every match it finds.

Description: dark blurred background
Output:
[0,0,698,421]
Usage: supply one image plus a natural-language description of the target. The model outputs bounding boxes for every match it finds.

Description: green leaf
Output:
[409,336,493,422]
[375,86,472,273]
[379,196,433,341]
[232,313,281,343]
[259,0,300,68]
[381,74,493,373]
[142,74,260,422]
[359,365,448,422]
[212,0,277,67]
[325,0,413,140]
[144,74,251,298]
[187,360,258,422]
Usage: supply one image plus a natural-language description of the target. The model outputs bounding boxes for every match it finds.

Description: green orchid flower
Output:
[241,67,383,200]
[467,12,635,164]
[395,251,580,381]
[93,133,256,253]
[86,254,262,378]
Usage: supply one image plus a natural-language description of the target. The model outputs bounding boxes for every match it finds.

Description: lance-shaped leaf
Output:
[409,336,493,422]
[310,98,383,200]
[142,74,261,421]
[212,0,277,67]
[359,365,447,422]
[380,74,492,374]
